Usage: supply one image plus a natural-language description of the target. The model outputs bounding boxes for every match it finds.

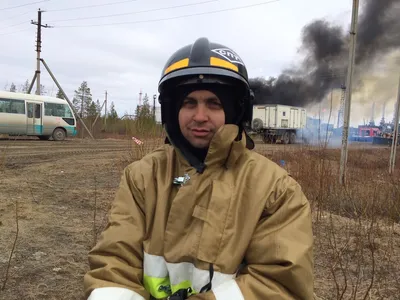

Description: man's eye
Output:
[183,100,196,106]
[209,101,222,108]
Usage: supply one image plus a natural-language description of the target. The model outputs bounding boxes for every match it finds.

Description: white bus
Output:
[0,90,77,141]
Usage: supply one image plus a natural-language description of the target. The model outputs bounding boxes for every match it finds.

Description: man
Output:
[84,37,314,300]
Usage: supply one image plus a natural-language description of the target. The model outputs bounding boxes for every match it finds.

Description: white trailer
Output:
[251,104,307,144]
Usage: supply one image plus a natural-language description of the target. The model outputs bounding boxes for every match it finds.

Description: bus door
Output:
[27,102,43,135]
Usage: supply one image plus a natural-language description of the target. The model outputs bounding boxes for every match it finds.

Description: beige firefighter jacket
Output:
[84,124,314,300]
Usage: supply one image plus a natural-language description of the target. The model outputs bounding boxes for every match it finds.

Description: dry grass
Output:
[128,136,166,162]
[76,116,164,140]
[256,142,400,299]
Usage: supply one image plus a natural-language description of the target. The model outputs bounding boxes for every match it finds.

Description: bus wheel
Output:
[52,128,66,141]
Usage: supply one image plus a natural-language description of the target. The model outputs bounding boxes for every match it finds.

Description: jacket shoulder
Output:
[118,145,172,203]
[125,144,172,173]
[242,149,288,177]
[238,150,306,207]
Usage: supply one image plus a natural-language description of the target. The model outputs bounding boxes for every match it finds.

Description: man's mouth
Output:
[191,128,210,137]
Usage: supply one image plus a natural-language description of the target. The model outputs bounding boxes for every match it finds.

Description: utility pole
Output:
[80,88,85,138]
[389,75,400,174]
[40,58,94,139]
[26,9,95,140]
[92,99,107,132]
[339,0,359,185]
[337,85,345,129]
[104,90,108,129]
[30,8,52,95]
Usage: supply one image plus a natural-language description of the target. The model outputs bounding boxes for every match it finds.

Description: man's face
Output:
[178,90,225,149]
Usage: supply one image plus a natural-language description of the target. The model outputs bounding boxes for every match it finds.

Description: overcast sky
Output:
[2,0,397,126]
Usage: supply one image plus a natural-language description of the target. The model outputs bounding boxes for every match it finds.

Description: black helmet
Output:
[158,37,253,125]
[157,37,254,172]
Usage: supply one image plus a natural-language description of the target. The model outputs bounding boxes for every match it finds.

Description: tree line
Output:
[4,79,44,95]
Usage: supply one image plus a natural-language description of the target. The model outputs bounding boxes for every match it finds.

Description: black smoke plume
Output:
[250,0,400,107]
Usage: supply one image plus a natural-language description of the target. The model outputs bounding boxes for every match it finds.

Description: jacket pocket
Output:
[193,179,233,263]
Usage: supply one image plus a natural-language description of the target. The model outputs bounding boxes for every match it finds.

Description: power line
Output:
[46,0,141,12]
[0,11,31,23]
[48,0,218,23]
[54,0,281,28]
[0,0,50,11]
[2,21,27,30]
[0,28,32,36]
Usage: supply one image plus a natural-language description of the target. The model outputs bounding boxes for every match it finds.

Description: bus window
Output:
[34,104,41,118]
[27,103,42,118]
[27,103,33,118]
[0,98,11,113]
[10,99,25,114]
[44,102,73,118]
[64,105,73,118]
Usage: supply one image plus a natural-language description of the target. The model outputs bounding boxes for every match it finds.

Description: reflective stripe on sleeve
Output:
[212,279,245,300]
[144,252,172,298]
[87,287,145,300]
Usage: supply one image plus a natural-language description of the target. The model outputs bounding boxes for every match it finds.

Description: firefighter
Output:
[84,37,314,300]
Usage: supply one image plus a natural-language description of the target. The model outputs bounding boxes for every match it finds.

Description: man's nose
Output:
[193,104,208,122]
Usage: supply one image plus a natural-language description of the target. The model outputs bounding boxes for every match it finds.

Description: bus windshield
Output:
[44,102,74,118]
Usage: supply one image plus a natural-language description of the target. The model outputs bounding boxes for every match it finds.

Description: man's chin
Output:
[188,138,210,149]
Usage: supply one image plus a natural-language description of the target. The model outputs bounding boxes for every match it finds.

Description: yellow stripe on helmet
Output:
[164,58,190,75]
[210,57,239,72]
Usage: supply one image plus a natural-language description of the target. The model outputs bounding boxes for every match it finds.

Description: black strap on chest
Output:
[167,287,192,300]
[200,263,214,293]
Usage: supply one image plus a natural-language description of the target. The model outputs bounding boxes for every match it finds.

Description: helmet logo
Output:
[211,48,244,65]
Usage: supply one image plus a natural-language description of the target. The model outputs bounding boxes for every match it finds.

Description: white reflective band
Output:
[143,252,236,293]
[213,279,244,300]
[144,252,168,277]
[88,287,145,300]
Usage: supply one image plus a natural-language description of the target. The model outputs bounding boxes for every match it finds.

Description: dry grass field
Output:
[0,135,399,300]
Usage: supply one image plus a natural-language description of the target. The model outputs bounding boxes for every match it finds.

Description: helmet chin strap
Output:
[232,97,255,150]
[164,123,207,174]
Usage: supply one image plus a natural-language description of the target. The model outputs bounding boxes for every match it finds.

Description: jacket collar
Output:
[174,124,247,172]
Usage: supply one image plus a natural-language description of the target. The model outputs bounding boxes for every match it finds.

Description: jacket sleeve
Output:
[191,174,314,300]
[83,163,150,300]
